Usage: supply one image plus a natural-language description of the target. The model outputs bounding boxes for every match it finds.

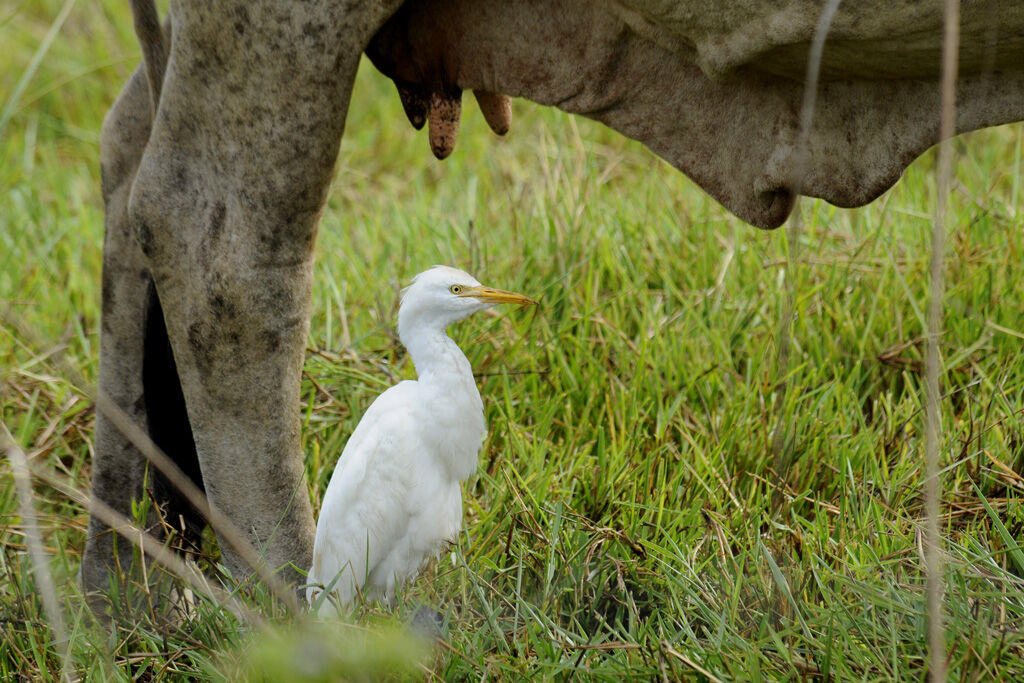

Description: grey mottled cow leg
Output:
[125,0,396,587]
[85,51,208,611]
[82,64,158,606]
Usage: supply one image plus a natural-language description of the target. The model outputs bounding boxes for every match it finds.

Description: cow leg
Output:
[125,0,397,588]
[82,63,152,604]
[80,58,174,604]
[84,37,211,612]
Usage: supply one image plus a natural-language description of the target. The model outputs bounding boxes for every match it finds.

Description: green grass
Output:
[3,0,1024,679]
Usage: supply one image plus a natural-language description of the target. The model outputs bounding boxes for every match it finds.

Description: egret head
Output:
[397,266,537,341]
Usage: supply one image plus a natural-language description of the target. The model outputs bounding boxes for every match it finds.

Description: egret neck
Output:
[397,310,485,481]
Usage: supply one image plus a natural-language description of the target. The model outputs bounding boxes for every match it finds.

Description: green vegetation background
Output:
[2,0,1022,679]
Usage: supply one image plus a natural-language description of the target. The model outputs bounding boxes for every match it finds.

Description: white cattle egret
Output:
[307,266,537,615]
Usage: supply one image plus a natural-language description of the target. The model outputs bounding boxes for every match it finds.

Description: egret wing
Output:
[308,381,423,609]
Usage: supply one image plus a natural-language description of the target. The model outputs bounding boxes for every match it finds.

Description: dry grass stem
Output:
[27,459,265,628]
[771,0,843,482]
[925,1,961,680]
[1,422,74,683]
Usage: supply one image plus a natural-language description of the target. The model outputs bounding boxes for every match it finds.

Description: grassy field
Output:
[3,0,1024,679]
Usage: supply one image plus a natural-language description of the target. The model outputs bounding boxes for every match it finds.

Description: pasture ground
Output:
[2,1,1023,679]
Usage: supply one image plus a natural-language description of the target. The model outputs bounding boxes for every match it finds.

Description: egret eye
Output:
[449,284,463,295]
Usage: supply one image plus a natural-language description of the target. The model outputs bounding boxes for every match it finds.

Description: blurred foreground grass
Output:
[2,0,1023,679]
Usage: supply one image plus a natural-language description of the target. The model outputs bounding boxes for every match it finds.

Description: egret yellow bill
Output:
[307,266,536,615]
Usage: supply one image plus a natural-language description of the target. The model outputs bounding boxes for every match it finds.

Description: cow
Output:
[82,0,1024,605]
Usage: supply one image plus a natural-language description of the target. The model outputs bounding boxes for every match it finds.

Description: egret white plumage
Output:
[307,266,536,615]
